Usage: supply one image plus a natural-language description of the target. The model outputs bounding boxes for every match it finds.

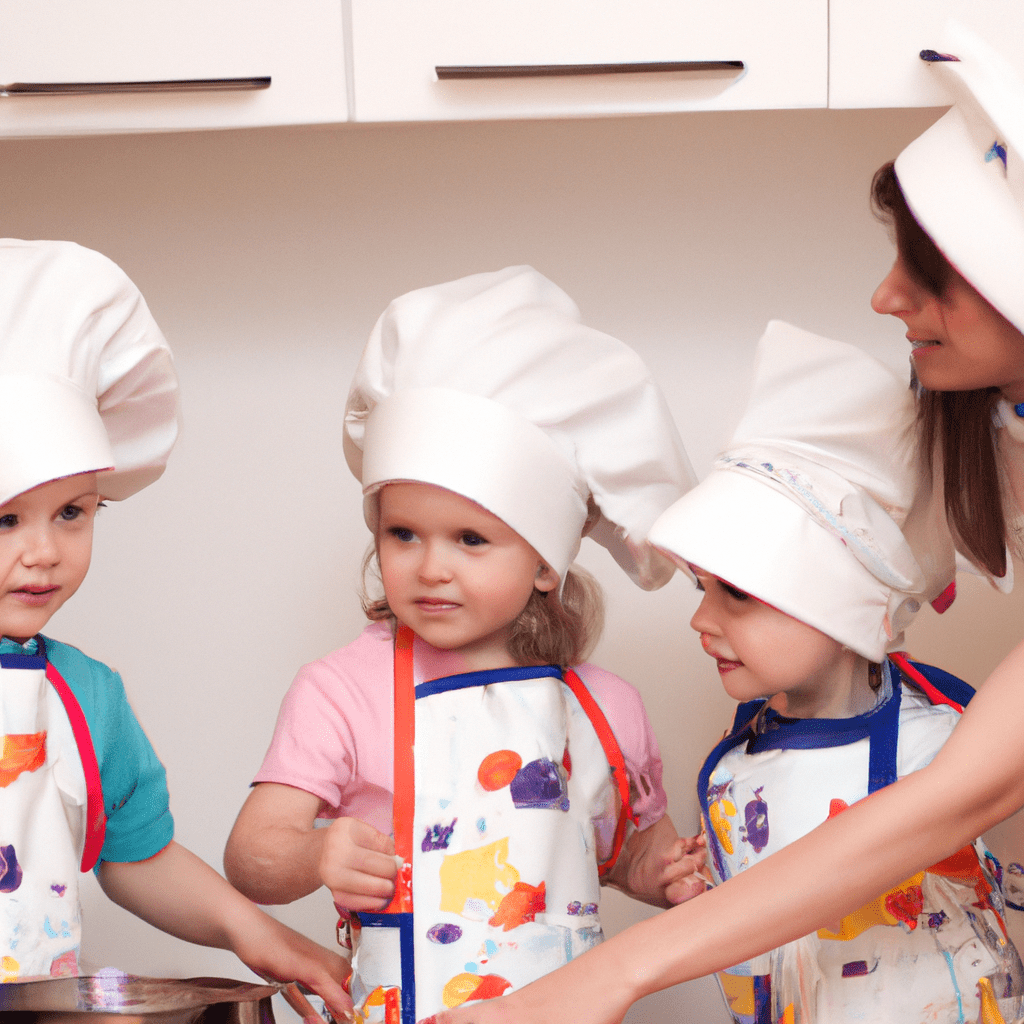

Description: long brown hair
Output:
[871,162,1008,579]
[361,548,605,667]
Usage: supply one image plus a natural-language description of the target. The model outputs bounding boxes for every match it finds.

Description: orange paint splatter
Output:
[478,750,522,791]
[884,885,923,929]
[489,881,546,931]
[0,733,46,788]
[384,986,401,1024]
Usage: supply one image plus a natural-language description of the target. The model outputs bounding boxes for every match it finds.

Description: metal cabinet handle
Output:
[4,76,271,96]
[435,61,743,80]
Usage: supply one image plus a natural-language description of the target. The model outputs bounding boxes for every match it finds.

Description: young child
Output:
[224,266,706,1023]
[0,239,350,1013]
[647,320,1024,1024]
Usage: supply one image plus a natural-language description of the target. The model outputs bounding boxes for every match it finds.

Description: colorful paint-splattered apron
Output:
[345,627,633,1024]
[0,640,105,982]
[699,654,1024,1024]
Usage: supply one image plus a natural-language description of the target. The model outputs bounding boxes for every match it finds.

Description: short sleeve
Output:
[573,662,669,831]
[44,637,173,866]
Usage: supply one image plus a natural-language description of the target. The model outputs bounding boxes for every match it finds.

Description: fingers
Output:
[320,818,399,912]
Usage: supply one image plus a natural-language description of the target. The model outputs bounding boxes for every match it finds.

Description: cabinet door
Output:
[830,1,1024,108]
[0,0,348,136]
[351,0,827,122]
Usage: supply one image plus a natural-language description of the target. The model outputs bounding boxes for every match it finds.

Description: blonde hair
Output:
[361,547,605,667]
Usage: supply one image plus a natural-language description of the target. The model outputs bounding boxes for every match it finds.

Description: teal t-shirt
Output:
[40,634,175,866]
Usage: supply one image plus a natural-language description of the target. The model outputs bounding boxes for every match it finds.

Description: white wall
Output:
[4,107,1024,1021]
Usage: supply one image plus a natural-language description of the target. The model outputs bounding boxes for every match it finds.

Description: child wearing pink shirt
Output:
[226,267,705,1024]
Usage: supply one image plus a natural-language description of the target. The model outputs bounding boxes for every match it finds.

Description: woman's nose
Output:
[871,258,919,319]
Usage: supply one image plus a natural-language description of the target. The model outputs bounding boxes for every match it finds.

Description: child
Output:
[0,238,350,1013]
[224,266,706,1023]
[647,320,1024,1024]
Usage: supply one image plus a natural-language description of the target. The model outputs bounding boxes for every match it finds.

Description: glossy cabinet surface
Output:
[350,0,828,122]
[0,0,348,136]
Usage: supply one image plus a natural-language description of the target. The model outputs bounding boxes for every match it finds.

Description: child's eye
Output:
[388,527,415,543]
[693,578,705,593]
[722,581,750,601]
[461,532,487,547]
[59,504,84,522]
[0,513,17,529]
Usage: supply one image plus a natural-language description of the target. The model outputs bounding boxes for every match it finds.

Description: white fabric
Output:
[344,266,695,588]
[704,684,1022,1024]
[648,321,955,660]
[349,667,616,1020]
[0,661,87,981]
[0,239,180,504]
[895,22,1024,334]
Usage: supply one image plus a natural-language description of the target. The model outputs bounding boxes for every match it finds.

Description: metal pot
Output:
[0,973,279,1024]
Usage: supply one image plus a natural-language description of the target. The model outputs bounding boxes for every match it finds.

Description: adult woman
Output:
[427,23,1024,1024]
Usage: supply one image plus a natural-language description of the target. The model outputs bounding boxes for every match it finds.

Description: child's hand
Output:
[320,817,398,912]
[661,832,711,905]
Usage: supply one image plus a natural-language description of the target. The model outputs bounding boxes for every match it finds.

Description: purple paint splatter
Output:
[743,788,769,853]
[509,759,569,811]
[0,844,22,893]
[422,819,457,852]
[427,923,463,945]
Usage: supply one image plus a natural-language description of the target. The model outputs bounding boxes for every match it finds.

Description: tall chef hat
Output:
[648,321,956,661]
[344,266,696,589]
[0,239,180,507]
[895,21,1024,333]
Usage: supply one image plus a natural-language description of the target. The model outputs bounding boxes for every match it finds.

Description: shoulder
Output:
[288,622,394,704]
[41,634,129,709]
[569,662,655,743]
[893,657,970,775]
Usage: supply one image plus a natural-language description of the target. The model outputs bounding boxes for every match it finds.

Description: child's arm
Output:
[602,817,708,908]
[224,781,398,911]
[98,840,352,1019]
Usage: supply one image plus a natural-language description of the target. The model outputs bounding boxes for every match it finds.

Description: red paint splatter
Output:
[489,881,546,931]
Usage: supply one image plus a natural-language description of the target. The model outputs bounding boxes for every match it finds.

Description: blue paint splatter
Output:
[986,141,1008,172]
[566,901,582,916]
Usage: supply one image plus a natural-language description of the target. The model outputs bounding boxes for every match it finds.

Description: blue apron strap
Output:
[866,660,902,794]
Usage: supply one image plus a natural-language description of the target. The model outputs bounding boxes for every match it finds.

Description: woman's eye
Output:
[0,513,17,529]
[461,532,487,547]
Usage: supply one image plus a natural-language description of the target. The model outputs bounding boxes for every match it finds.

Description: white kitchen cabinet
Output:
[829,1,1024,108]
[0,0,348,137]
[349,0,827,122]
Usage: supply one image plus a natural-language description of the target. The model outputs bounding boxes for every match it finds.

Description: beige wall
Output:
[4,107,1022,1020]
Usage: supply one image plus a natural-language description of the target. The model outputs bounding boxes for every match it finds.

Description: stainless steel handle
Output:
[435,61,743,80]
[4,76,271,96]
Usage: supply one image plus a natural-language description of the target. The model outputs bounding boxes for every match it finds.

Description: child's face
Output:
[0,473,100,643]
[872,252,1024,402]
[377,482,557,670]
[688,567,862,719]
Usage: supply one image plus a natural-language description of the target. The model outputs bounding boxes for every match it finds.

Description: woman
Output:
[426,23,1024,1024]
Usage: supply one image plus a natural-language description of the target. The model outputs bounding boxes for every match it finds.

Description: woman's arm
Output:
[98,840,353,1020]
[424,639,1024,1024]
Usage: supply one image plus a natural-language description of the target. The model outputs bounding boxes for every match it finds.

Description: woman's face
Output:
[872,254,1024,402]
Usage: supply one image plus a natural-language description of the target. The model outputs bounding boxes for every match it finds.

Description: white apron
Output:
[0,642,105,982]
[345,627,633,1024]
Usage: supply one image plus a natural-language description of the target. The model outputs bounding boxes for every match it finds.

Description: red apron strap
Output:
[385,625,416,914]
[45,661,106,872]
[889,652,965,713]
[562,668,635,877]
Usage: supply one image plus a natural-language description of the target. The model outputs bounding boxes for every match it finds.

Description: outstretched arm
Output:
[423,639,1024,1024]
[98,840,352,1020]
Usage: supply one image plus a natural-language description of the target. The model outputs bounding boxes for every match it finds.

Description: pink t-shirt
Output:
[254,621,669,835]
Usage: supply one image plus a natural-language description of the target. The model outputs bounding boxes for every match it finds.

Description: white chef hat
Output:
[648,321,956,661]
[0,239,180,507]
[895,21,1024,333]
[344,266,695,589]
